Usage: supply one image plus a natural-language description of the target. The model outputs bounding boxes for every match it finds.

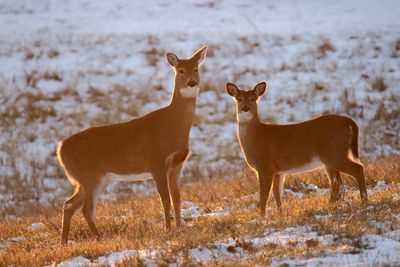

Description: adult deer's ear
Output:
[166,53,179,67]
[191,46,207,65]
[253,81,267,96]
[226,82,240,97]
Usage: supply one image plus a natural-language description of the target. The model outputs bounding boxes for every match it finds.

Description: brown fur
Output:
[58,46,207,245]
[226,81,368,216]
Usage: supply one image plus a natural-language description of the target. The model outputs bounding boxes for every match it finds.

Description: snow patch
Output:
[57,256,91,267]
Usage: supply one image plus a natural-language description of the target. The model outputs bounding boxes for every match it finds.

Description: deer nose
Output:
[242,106,250,112]
[187,78,197,87]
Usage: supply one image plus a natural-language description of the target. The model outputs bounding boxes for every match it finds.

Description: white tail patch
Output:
[180,86,200,98]
[105,172,153,182]
[237,112,253,123]
[277,157,324,175]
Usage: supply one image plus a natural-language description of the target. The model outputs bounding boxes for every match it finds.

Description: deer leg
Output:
[258,170,274,217]
[82,190,100,239]
[168,163,183,227]
[332,159,368,203]
[272,174,284,212]
[153,170,172,230]
[167,150,189,228]
[81,177,108,240]
[61,185,84,245]
[325,167,342,202]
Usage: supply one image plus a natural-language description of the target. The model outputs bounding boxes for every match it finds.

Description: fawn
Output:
[226,81,368,216]
[57,46,207,244]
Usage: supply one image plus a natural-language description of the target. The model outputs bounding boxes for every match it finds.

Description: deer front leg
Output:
[153,170,172,230]
[257,169,274,217]
[168,163,183,227]
[167,149,189,227]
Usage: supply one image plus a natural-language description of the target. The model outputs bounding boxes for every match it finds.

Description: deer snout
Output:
[187,78,197,87]
[242,106,250,112]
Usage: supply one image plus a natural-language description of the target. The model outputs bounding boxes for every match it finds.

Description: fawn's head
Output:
[226,81,267,123]
[167,46,207,98]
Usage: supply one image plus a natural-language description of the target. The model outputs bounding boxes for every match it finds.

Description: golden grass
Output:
[0,156,399,266]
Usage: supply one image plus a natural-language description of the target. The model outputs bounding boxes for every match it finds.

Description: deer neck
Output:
[168,82,198,124]
[238,110,262,148]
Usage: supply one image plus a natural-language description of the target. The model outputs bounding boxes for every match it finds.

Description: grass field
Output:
[1,156,399,266]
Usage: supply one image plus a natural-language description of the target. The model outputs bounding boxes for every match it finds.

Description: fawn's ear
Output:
[191,46,207,65]
[166,53,179,67]
[226,82,240,97]
[253,81,267,96]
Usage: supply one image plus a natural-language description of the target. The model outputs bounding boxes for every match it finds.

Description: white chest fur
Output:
[105,172,153,181]
[277,157,324,175]
[237,112,253,123]
[180,86,200,98]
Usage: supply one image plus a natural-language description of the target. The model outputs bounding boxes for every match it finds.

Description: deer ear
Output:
[226,82,239,97]
[253,81,267,96]
[166,53,179,67]
[191,46,207,65]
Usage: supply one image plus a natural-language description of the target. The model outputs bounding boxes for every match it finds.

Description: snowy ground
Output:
[0,182,388,266]
[0,0,400,264]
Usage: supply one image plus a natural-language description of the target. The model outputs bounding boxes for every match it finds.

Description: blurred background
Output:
[0,0,399,215]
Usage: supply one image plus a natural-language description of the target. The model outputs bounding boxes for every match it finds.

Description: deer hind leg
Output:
[257,170,274,217]
[61,185,85,245]
[272,174,284,212]
[81,177,109,240]
[153,170,172,230]
[167,150,189,227]
[325,167,342,202]
[331,158,368,203]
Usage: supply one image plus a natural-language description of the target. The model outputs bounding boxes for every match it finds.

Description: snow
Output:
[1,0,399,39]
[272,235,400,266]
[1,0,399,202]
[181,201,202,218]
[181,201,232,219]
[284,189,304,199]
[250,226,333,249]
[189,238,243,263]
[29,222,46,231]
[97,250,137,266]
[1,0,400,265]
[372,181,389,191]
[57,256,91,267]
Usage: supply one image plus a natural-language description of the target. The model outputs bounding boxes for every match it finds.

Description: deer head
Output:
[167,46,207,98]
[226,81,267,123]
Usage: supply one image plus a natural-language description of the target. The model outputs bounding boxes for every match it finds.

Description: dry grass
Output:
[0,156,399,266]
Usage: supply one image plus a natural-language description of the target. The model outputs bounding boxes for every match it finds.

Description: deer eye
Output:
[237,97,243,102]
[194,69,198,73]
[250,97,256,101]
[178,69,185,74]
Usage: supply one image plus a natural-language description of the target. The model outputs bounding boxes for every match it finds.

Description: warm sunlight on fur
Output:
[57,47,207,245]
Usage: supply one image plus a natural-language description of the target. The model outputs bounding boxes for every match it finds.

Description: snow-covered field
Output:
[0,0,400,265]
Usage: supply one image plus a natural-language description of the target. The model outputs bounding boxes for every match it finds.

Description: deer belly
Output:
[105,172,153,181]
[277,157,324,175]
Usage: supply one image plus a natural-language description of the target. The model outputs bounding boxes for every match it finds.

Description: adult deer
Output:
[57,46,207,245]
[226,81,368,216]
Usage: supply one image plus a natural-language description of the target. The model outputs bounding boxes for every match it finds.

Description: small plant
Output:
[144,48,162,66]
[371,77,387,92]
[47,48,60,58]
[317,40,336,57]
[24,49,35,60]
